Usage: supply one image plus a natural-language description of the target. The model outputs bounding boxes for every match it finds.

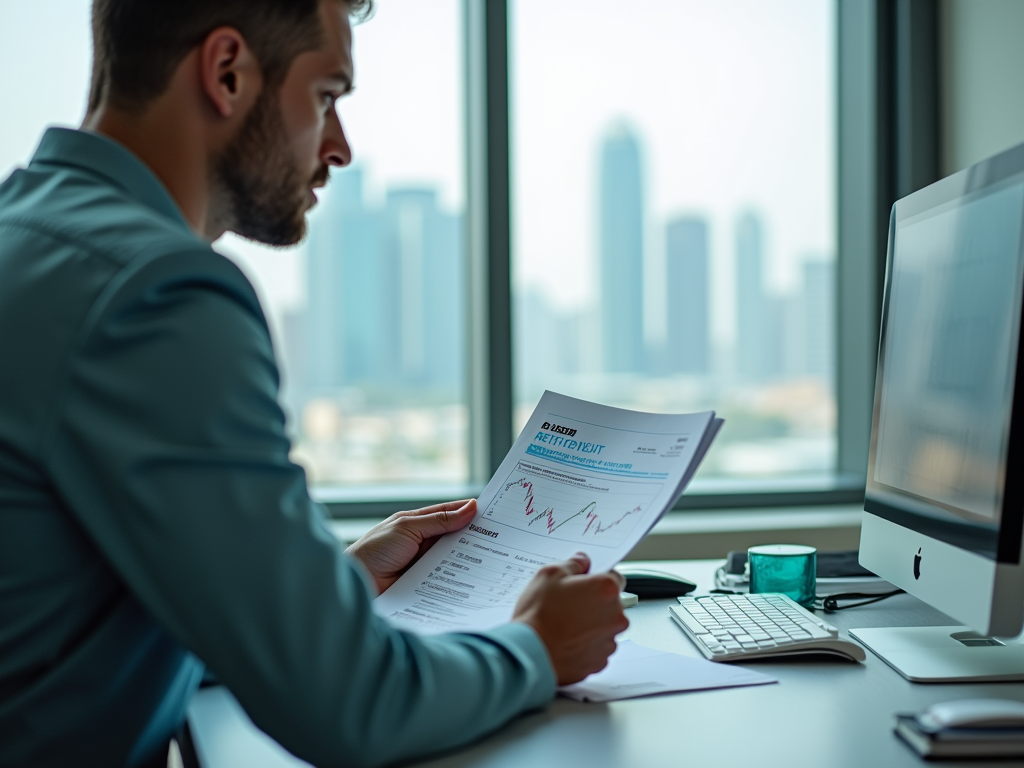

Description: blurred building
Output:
[381,189,463,391]
[514,287,586,399]
[664,216,710,375]
[301,168,464,403]
[801,259,835,383]
[734,210,771,382]
[598,125,645,374]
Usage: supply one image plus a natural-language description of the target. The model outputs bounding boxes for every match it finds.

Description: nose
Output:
[322,108,351,168]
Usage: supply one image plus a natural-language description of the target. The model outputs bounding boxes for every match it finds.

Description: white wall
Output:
[941,0,1024,175]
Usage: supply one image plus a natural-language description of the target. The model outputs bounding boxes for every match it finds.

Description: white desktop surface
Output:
[187,560,1024,768]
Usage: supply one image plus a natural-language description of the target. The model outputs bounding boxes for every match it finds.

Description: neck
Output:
[81,60,229,241]
[83,108,218,239]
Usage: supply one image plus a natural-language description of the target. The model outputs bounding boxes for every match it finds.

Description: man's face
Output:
[215,1,354,246]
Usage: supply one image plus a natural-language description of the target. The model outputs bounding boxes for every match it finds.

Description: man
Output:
[0,1,627,766]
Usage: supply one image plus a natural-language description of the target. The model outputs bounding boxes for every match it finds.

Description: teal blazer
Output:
[0,128,553,768]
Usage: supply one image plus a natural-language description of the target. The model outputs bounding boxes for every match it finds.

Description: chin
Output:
[237,217,307,248]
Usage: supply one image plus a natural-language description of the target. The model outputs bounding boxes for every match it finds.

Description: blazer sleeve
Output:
[43,250,555,768]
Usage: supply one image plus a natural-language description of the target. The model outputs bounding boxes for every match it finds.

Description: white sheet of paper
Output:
[558,641,777,703]
[374,391,723,634]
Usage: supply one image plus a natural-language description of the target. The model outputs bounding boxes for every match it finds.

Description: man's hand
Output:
[346,500,477,595]
[512,553,628,685]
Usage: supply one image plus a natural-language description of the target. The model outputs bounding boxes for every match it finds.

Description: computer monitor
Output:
[850,140,1024,682]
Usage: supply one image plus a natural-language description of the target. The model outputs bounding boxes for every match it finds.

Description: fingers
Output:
[397,499,477,540]
[512,563,629,685]
[609,569,626,591]
[398,499,475,518]
[550,552,590,578]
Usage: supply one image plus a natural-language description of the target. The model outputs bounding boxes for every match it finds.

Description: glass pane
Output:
[0,2,92,179]
[510,0,837,480]
[0,0,468,489]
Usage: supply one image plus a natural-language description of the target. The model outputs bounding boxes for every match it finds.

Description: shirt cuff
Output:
[480,622,557,710]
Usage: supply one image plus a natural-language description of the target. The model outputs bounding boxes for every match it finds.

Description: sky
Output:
[0,0,834,351]
[511,0,835,346]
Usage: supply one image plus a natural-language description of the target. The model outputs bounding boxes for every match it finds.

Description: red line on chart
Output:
[502,477,643,537]
[583,503,643,536]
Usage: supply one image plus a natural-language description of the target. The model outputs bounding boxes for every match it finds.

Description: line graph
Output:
[483,461,661,547]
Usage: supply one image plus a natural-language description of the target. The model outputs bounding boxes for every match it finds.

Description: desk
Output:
[188,560,1024,768]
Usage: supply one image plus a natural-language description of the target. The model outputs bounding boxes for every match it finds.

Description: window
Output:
[510,0,837,481]
[2,0,897,514]
[0,3,92,185]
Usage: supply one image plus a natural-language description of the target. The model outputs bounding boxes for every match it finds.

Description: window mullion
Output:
[465,0,514,485]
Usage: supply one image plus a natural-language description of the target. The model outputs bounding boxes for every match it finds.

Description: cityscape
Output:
[279,124,836,487]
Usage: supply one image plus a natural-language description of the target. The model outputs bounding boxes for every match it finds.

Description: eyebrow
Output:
[327,71,354,94]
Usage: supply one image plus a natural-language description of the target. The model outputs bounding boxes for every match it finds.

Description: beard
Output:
[213,88,328,247]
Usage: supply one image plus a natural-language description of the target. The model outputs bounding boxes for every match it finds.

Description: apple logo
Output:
[913,547,922,580]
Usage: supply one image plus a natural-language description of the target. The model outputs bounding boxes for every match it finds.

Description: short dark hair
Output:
[88,0,371,114]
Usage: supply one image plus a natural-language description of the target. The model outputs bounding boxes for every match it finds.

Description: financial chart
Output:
[483,460,663,548]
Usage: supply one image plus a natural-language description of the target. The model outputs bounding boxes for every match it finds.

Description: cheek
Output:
[280,93,326,171]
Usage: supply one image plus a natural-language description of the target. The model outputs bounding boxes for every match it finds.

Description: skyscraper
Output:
[381,188,463,393]
[734,210,769,382]
[803,259,835,382]
[303,171,464,401]
[598,124,645,374]
[305,166,384,393]
[664,216,710,375]
[515,288,586,400]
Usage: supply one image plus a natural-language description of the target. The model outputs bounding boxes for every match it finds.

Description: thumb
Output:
[404,499,477,540]
[555,551,591,577]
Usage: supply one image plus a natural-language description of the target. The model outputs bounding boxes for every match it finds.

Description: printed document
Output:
[374,391,723,633]
[558,640,775,702]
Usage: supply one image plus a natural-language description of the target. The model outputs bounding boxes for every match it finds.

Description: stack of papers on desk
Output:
[375,391,723,633]
[895,714,1024,759]
[559,641,776,703]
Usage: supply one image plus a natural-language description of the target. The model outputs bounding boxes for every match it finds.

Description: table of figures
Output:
[379,532,555,632]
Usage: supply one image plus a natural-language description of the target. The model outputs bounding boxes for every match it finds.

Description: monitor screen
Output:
[868,175,1024,558]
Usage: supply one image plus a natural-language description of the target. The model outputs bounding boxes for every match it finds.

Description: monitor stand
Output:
[849,626,1024,682]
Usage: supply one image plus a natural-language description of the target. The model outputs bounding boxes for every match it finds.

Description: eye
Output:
[321,92,337,112]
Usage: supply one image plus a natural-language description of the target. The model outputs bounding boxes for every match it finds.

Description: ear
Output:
[199,27,261,119]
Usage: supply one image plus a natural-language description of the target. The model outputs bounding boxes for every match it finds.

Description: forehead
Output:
[315,0,354,73]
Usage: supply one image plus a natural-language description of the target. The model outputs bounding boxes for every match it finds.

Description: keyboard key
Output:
[797,623,833,639]
[675,610,710,635]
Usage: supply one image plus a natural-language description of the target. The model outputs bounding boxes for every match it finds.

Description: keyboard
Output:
[669,593,866,662]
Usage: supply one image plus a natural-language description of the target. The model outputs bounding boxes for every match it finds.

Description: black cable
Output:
[818,589,904,613]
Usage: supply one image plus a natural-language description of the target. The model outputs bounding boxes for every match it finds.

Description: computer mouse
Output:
[616,566,697,599]
[918,699,1024,730]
